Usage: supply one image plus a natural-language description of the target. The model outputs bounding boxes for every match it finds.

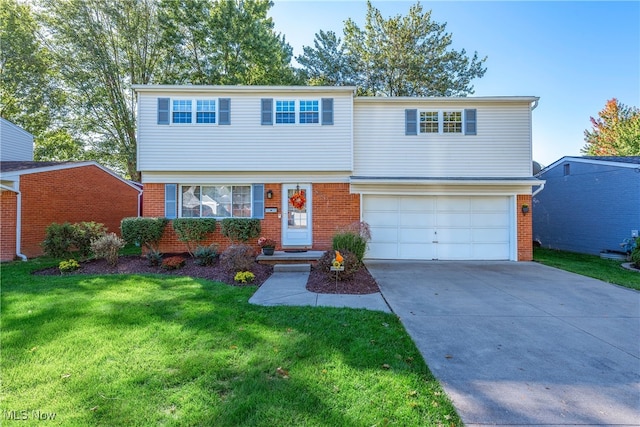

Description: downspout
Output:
[1,184,27,261]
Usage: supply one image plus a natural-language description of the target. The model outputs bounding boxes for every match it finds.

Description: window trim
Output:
[178,184,255,219]
[417,109,469,135]
[166,98,221,125]
[272,98,322,126]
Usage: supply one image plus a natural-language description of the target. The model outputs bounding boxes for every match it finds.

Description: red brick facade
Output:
[143,183,361,254]
[144,183,533,260]
[1,165,140,260]
[517,194,533,261]
[1,191,18,261]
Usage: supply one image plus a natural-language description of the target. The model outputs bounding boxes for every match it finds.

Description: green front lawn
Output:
[534,247,640,291]
[1,259,461,426]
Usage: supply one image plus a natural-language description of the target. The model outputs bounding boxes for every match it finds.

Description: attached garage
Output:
[363,195,513,260]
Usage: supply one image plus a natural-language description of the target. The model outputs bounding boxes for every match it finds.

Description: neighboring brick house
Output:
[0,161,141,261]
[134,85,542,261]
[533,156,640,255]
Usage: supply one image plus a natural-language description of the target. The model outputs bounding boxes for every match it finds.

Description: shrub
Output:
[194,244,218,266]
[631,238,640,268]
[332,232,368,263]
[234,271,255,284]
[172,218,217,256]
[220,218,261,243]
[74,222,107,258]
[42,222,77,258]
[121,217,168,252]
[146,250,163,266]
[162,255,185,270]
[332,221,371,263]
[220,244,256,273]
[91,233,125,266]
[58,259,80,274]
[316,249,360,281]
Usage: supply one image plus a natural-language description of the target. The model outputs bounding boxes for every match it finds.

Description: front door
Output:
[282,184,312,247]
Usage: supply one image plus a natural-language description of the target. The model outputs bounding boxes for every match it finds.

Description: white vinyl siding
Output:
[0,118,34,161]
[363,195,512,260]
[355,100,533,178]
[138,90,352,172]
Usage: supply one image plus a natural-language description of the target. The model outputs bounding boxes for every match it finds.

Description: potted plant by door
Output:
[257,237,276,256]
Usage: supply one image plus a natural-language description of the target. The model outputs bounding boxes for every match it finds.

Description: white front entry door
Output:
[282,184,312,247]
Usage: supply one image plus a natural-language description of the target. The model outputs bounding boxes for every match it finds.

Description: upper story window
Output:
[263,98,330,125]
[299,100,319,124]
[196,100,216,124]
[411,109,472,135]
[275,100,296,124]
[172,100,192,124]
[443,111,462,133]
[181,185,251,218]
[158,97,230,125]
[419,111,439,133]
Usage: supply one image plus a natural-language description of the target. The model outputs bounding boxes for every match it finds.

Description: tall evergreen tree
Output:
[298,1,487,96]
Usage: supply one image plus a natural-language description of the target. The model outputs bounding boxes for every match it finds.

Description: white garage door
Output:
[363,195,511,260]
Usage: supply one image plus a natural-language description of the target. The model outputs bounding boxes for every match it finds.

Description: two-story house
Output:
[134,85,541,261]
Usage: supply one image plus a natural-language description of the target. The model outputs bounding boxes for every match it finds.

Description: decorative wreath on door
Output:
[289,191,306,210]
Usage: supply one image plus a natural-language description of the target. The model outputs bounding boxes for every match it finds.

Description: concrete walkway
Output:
[249,264,391,312]
[367,260,640,426]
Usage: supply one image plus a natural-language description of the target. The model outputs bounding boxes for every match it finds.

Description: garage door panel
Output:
[472,244,510,260]
[438,197,471,211]
[473,228,510,243]
[363,196,397,211]
[399,228,433,243]
[399,212,435,227]
[471,197,509,211]
[366,211,397,226]
[437,244,472,260]
[369,227,398,242]
[367,243,398,259]
[472,213,510,227]
[438,228,472,242]
[399,243,436,260]
[437,213,471,227]
[399,197,435,211]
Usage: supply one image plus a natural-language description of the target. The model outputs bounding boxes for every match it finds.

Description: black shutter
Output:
[321,98,334,125]
[165,184,177,218]
[219,98,231,125]
[252,184,265,219]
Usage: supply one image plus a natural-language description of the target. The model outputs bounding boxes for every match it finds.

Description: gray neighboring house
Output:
[0,118,34,161]
[533,156,640,255]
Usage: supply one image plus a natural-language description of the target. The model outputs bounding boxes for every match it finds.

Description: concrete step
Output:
[274,263,311,273]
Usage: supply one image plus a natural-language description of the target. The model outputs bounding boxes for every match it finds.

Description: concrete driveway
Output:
[366,260,640,426]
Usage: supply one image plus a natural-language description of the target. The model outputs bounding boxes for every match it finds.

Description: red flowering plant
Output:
[257,237,276,249]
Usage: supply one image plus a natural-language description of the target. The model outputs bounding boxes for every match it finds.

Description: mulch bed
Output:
[33,254,381,295]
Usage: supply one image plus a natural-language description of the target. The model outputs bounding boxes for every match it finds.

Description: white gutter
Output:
[532,182,545,197]
[531,100,539,110]
[1,183,27,261]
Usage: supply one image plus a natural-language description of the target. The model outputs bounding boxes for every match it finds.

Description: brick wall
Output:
[1,191,18,261]
[517,194,533,261]
[18,165,140,258]
[144,182,360,254]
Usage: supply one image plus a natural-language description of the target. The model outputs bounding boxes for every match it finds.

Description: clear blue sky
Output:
[269,1,640,166]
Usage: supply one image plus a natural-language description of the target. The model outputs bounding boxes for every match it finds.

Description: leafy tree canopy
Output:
[297,1,487,96]
[581,98,640,156]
